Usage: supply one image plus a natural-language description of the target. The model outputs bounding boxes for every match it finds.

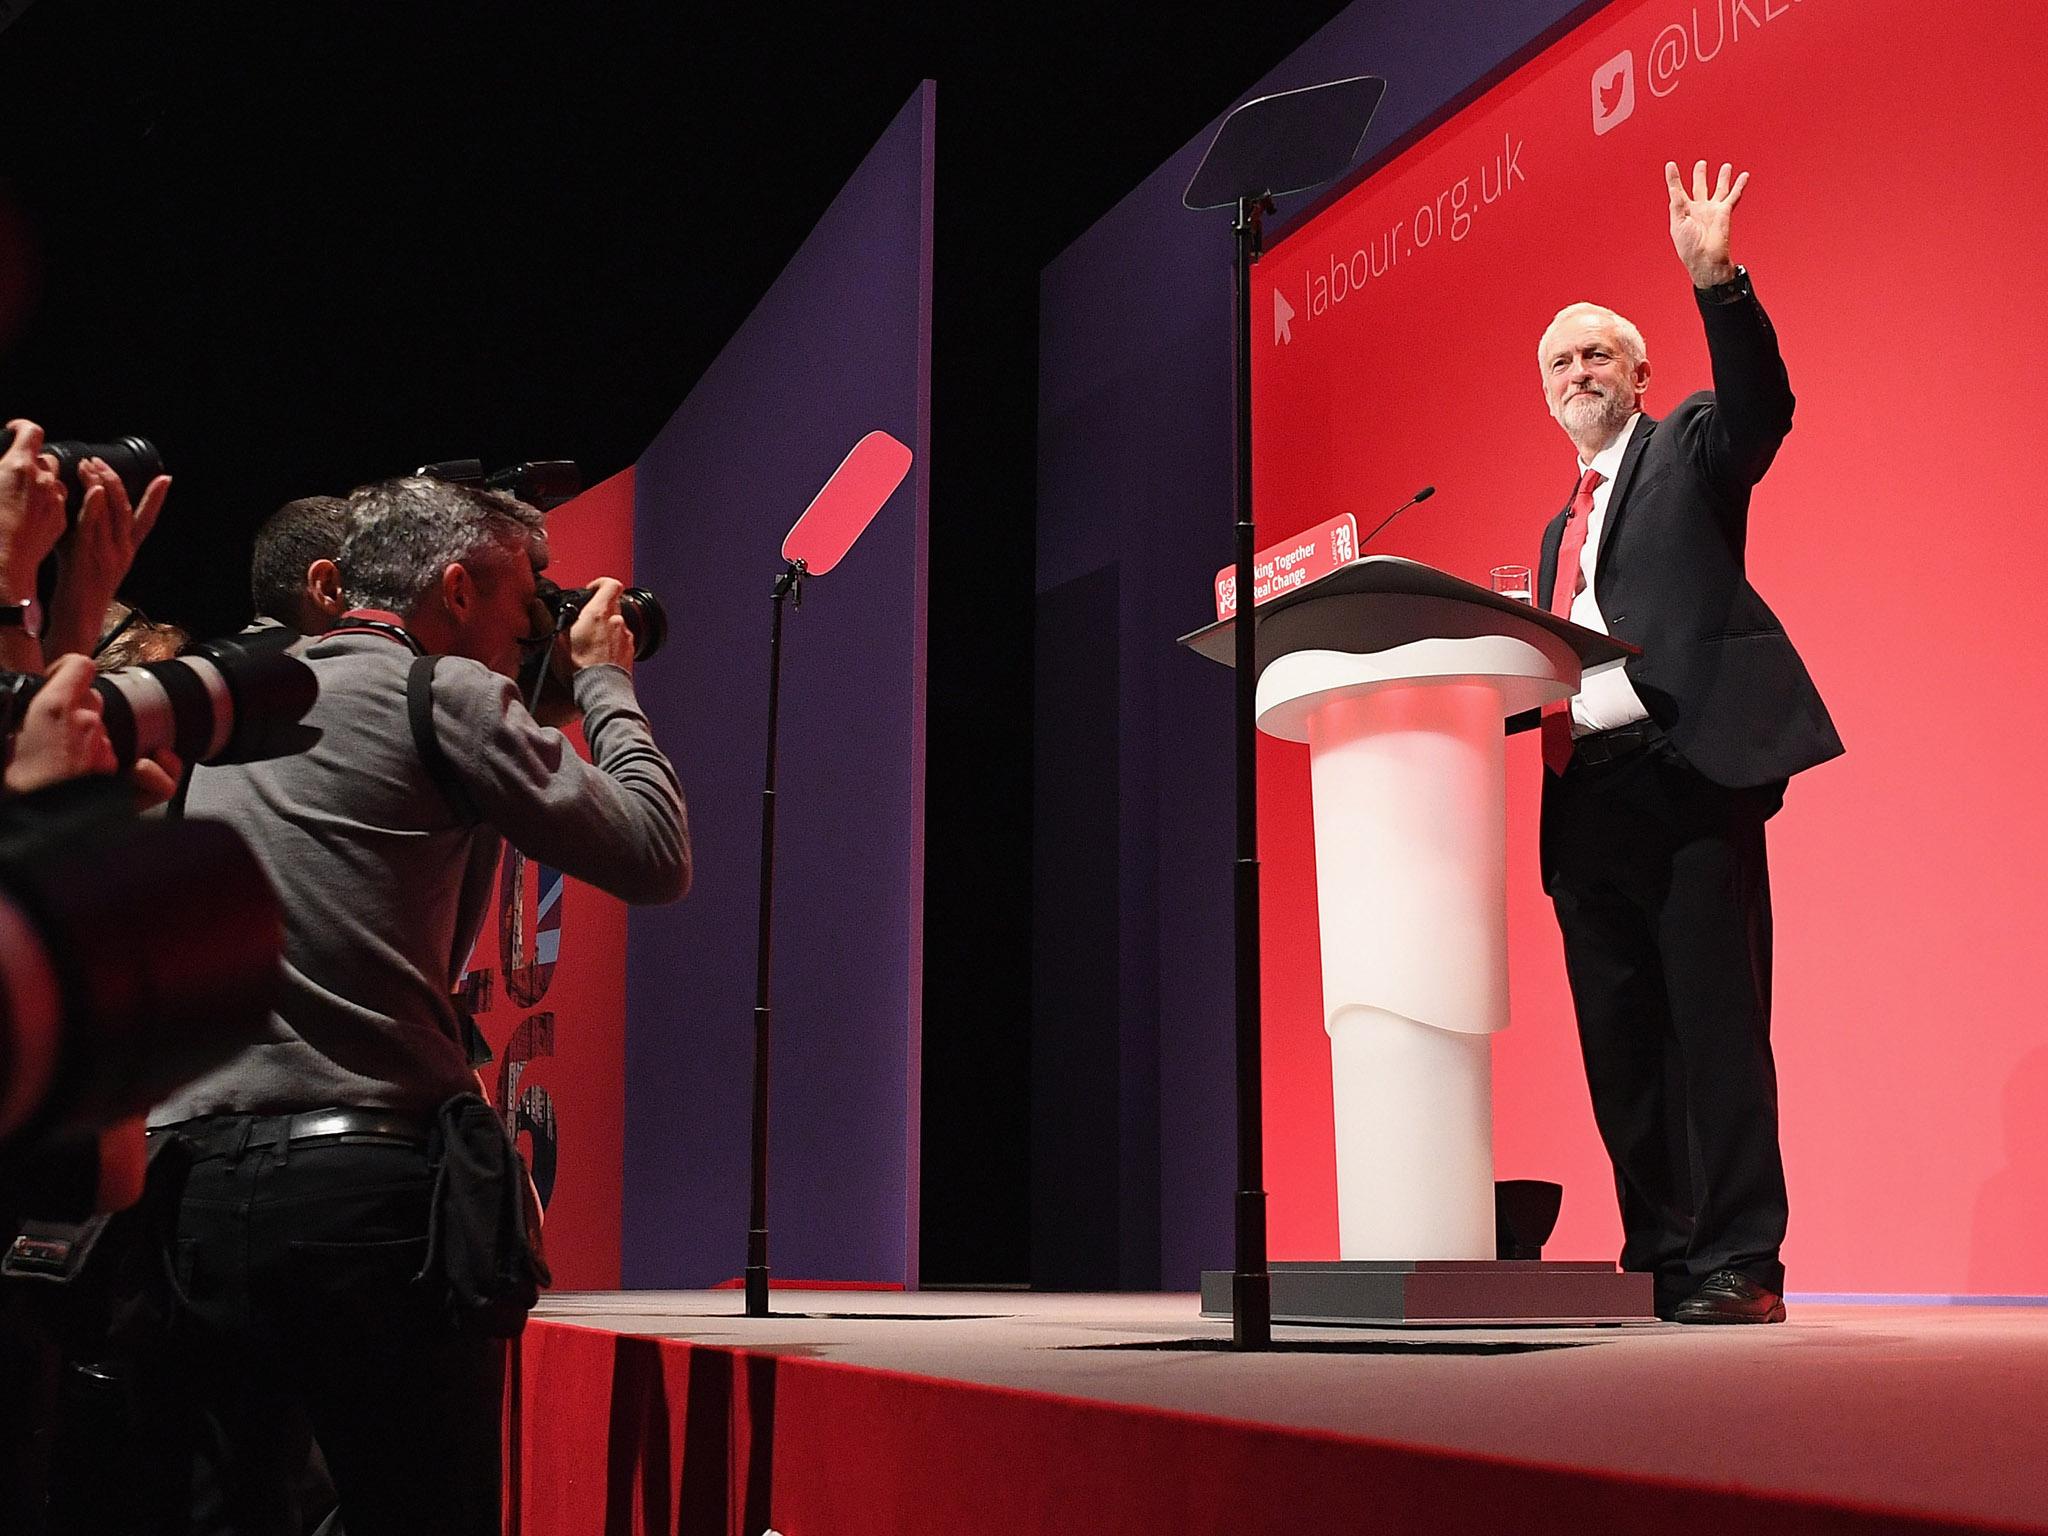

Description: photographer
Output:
[0,655,122,1529]
[1,676,247,1536]
[149,474,688,1534]
[248,494,349,639]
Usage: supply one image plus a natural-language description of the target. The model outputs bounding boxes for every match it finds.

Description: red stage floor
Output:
[509,1290,2048,1535]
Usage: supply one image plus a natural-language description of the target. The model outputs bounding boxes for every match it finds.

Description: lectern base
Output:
[1198,1260,1653,1326]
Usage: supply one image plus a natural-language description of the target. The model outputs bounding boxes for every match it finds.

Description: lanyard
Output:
[329,610,423,655]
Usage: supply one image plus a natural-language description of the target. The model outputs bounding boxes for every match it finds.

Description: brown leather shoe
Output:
[1671,1269,1786,1324]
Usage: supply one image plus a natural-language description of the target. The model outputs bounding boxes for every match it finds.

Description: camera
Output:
[515,579,667,711]
[0,635,317,772]
[413,457,582,512]
[535,577,668,662]
[0,429,164,526]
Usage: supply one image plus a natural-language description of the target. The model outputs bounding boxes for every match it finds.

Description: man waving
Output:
[1532,162,1842,1324]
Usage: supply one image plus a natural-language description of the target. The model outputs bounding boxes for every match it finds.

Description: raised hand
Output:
[1666,159,1746,288]
[0,419,68,602]
[44,457,171,661]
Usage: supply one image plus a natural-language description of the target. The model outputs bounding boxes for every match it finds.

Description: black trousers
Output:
[1541,733,1789,1295]
[149,1119,502,1536]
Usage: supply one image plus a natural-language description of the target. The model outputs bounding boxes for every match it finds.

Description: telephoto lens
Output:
[0,429,164,522]
[0,636,318,773]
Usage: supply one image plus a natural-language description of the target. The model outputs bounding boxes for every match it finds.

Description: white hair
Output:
[1537,302,1648,369]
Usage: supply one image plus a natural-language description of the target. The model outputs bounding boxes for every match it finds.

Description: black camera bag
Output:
[418,1093,550,1338]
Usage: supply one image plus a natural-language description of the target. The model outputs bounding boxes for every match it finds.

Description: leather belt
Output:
[153,1108,431,1155]
[1573,718,1663,767]
[278,1109,428,1144]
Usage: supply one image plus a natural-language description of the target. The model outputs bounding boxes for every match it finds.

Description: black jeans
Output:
[152,1119,502,1536]
[1542,736,1789,1295]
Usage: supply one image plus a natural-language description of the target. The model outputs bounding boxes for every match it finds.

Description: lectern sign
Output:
[1214,512,1359,620]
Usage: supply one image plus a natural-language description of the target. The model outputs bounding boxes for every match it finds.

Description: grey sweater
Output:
[153,631,688,1122]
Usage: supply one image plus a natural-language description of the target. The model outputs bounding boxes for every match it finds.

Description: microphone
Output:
[1358,485,1434,549]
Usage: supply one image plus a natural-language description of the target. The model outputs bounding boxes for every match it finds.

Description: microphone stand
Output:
[746,556,806,1318]
[1358,487,1433,551]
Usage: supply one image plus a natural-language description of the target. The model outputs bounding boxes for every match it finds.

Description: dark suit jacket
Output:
[1536,278,1843,789]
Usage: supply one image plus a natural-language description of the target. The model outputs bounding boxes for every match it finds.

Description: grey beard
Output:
[1561,388,1631,453]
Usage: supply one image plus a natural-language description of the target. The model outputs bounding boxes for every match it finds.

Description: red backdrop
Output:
[462,467,637,1289]
[1250,0,2048,1293]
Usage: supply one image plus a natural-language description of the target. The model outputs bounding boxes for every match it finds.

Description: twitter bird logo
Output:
[1592,50,1636,135]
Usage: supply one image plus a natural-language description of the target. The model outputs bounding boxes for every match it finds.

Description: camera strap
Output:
[405,656,498,1072]
[4,1213,114,1282]
[2,1132,191,1287]
[331,609,423,653]
[405,655,482,827]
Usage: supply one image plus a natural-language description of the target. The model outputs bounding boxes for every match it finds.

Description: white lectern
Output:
[1183,556,1654,1324]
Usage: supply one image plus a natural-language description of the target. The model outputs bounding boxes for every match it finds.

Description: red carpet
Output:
[508,1291,2048,1535]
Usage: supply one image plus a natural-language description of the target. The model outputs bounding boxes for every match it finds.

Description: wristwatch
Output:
[0,598,42,639]
[1697,264,1750,304]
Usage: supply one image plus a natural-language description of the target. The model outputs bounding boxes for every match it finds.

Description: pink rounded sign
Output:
[782,430,913,576]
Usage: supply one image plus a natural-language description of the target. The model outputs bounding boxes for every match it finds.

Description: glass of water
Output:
[1490,564,1534,604]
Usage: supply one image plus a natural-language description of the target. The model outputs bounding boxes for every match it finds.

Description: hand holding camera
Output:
[566,577,636,674]
[525,578,633,728]
[0,421,68,629]
[524,573,666,724]
[2,653,115,794]
[0,421,170,677]
[44,455,172,662]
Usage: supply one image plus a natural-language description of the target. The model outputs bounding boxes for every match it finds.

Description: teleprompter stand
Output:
[745,557,806,1319]
[741,431,914,1319]
[1183,74,1386,1351]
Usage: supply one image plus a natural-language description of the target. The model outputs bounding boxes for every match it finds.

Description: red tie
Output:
[1541,466,1605,775]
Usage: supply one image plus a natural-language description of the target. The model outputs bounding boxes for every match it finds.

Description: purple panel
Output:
[1034,4,1604,1287]
[625,83,934,1287]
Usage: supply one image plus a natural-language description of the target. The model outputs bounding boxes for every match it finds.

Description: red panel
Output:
[467,467,637,1290]
[1249,0,2048,1292]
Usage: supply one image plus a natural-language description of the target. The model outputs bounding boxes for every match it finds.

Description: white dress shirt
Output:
[1568,411,1652,733]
